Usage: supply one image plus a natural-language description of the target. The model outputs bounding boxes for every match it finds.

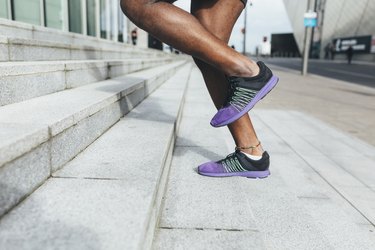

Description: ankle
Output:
[241,148,263,156]
[230,59,259,77]
[236,141,264,156]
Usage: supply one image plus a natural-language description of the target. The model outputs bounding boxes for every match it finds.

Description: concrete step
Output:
[153,68,375,249]
[0,18,166,57]
[0,57,176,106]
[0,60,186,219]
[0,36,170,62]
[0,63,192,250]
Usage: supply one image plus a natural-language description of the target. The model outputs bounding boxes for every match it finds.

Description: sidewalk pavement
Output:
[153,66,375,249]
[258,64,375,147]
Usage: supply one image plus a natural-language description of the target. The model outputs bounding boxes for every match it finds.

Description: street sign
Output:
[333,35,372,54]
[304,11,317,27]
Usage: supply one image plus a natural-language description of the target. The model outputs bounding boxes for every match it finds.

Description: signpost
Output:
[302,0,317,76]
[304,11,317,27]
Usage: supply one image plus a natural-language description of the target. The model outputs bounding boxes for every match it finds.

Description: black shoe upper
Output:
[228,61,273,91]
[236,151,270,171]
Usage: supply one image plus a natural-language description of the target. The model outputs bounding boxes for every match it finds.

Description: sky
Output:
[174,0,293,54]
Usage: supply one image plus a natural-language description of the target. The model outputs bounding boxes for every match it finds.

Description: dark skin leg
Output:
[191,0,263,155]
[120,0,259,77]
[120,0,263,155]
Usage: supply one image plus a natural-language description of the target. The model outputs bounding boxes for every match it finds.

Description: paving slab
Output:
[250,115,375,248]
[153,229,265,250]
[254,110,375,227]
[257,65,375,148]
[159,146,260,231]
[155,66,375,249]
[154,68,333,250]
[290,111,375,161]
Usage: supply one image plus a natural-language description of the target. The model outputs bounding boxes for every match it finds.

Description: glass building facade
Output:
[0,0,9,19]
[0,0,129,43]
[13,0,41,25]
[45,0,63,29]
[283,0,375,61]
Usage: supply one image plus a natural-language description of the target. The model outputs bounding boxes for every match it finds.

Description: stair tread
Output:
[0,61,185,166]
[0,123,48,167]
[0,58,173,76]
[0,64,192,250]
[0,57,177,106]
[0,19,166,55]
[0,35,169,62]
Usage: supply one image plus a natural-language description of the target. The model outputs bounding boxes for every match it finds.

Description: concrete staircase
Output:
[0,18,190,249]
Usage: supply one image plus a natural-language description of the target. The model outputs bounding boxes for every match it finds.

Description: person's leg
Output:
[121,0,278,132]
[191,0,263,156]
[120,0,259,77]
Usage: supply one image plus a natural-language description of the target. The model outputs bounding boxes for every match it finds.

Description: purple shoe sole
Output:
[198,169,270,178]
[211,75,279,127]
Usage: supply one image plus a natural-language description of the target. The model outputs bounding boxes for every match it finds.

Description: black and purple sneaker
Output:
[210,61,279,127]
[198,151,270,178]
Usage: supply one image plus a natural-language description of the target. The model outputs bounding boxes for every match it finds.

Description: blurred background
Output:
[1,0,374,60]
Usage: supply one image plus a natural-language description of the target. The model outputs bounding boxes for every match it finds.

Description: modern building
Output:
[0,0,150,48]
[271,33,300,58]
[283,0,375,61]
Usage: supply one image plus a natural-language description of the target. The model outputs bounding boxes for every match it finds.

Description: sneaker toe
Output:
[210,105,239,127]
[198,161,226,174]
